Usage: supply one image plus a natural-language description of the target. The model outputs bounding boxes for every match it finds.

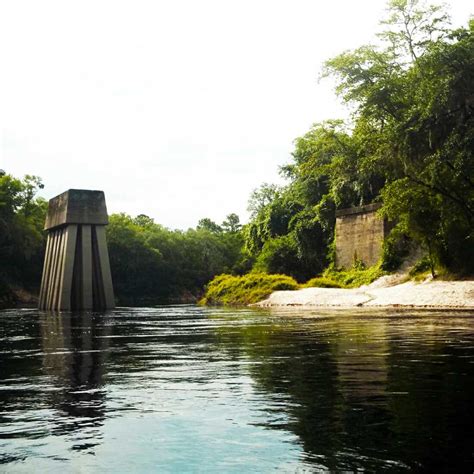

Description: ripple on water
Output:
[0,306,473,472]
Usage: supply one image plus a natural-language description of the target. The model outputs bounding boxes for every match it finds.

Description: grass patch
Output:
[302,277,343,289]
[200,273,299,306]
[323,263,385,288]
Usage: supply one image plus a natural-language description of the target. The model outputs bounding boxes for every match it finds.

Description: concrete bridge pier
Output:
[39,189,115,311]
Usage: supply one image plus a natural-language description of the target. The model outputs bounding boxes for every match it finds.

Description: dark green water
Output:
[1,307,473,472]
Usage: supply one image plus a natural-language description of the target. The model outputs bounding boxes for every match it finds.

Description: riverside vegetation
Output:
[0,175,249,307]
[1,1,472,308]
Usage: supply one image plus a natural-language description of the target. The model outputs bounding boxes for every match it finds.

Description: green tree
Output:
[222,213,241,233]
[253,235,302,279]
[106,212,248,305]
[323,2,473,273]
[247,183,281,218]
[106,214,165,304]
[197,218,222,233]
[244,1,473,276]
[0,173,47,303]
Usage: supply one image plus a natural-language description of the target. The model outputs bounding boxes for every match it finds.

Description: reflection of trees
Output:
[385,317,474,472]
[331,317,393,469]
[0,310,43,464]
[212,314,347,470]
[211,310,474,471]
[40,312,112,452]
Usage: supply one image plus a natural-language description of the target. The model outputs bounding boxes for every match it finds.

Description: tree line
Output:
[1,1,472,307]
[0,171,248,306]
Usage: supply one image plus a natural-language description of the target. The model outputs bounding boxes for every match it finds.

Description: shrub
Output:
[200,273,299,306]
[408,256,435,280]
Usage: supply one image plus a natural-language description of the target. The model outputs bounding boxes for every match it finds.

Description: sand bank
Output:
[254,279,474,309]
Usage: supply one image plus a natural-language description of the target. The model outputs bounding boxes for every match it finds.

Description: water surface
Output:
[1,307,473,472]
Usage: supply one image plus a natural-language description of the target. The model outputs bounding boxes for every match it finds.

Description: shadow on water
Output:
[209,309,474,471]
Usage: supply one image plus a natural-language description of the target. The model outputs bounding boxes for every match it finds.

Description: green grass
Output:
[200,273,299,306]
[302,277,343,289]
[201,264,387,306]
[322,264,385,288]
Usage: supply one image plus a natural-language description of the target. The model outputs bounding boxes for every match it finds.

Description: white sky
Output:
[1,0,471,229]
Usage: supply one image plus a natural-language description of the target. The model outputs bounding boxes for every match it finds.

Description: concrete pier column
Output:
[58,225,78,310]
[81,225,93,310]
[39,189,115,311]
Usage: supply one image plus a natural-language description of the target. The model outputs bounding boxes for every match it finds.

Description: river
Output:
[1,306,473,472]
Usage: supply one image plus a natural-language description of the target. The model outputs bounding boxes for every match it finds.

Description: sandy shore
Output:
[255,278,474,309]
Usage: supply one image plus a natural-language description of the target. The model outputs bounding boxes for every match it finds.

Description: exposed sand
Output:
[254,278,474,309]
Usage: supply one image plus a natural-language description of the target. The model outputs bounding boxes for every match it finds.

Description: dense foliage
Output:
[106,213,249,305]
[199,273,299,306]
[243,1,474,278]
[0,170,248,307]
[0,172,47,306]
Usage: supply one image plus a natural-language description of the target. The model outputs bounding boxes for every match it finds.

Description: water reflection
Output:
[211,309,474,471]
[1,307,474,471]
[39,312,111,452]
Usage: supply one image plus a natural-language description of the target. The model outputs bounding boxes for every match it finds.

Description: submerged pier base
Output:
[39,189,115,311]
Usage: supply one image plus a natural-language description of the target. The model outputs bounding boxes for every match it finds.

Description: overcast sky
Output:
[1,0,471,229]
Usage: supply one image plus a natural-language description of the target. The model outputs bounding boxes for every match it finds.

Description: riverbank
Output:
[254,278,474,309]
[0,286,39,309]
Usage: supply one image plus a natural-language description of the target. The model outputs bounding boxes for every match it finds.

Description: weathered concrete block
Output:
[44,189,108,230]
[335,203,388,269]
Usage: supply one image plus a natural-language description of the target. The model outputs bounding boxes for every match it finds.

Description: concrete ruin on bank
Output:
[335,203,390,269]
[39,189,115,311]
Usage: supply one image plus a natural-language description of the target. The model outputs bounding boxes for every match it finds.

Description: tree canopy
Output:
[244,1,473,277]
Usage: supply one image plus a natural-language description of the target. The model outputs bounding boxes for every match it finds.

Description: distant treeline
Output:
[1,1,473,308]
[105,213,249,305]
[0,171,249,306]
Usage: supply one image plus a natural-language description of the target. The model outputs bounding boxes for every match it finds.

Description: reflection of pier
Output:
[39,312,111,452]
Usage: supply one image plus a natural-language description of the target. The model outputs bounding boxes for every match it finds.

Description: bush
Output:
[200,273,299,306]
[408,256,434,280]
